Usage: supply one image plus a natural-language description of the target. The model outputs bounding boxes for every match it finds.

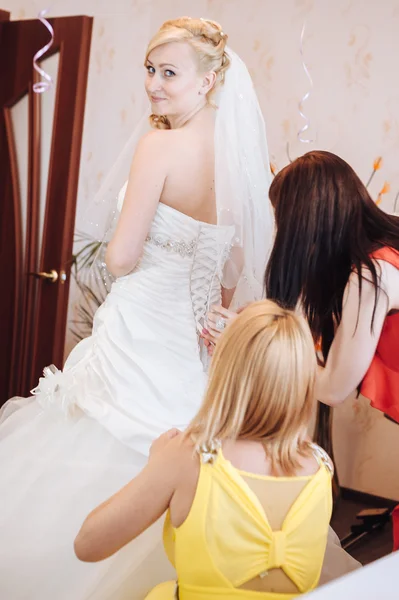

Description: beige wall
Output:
[4,0,399,499]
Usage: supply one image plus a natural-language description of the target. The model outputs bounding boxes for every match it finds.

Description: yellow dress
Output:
[146,445,333,600]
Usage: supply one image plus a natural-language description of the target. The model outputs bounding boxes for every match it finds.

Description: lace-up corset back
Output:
[138,203,234,333]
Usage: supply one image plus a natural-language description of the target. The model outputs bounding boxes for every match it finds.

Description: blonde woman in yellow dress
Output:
[75,300,337,599]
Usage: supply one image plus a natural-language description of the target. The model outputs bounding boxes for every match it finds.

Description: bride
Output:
[0,17,274,600]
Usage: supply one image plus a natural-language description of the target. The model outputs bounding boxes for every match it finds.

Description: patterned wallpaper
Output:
[4,0,399,499]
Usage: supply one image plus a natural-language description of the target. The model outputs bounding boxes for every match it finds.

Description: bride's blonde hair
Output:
[186,300,317,475]
[145,17,230,130]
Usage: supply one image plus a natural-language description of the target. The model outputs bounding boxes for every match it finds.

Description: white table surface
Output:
[305,552,399,599]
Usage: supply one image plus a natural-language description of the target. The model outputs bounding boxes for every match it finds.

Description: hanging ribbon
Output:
[33,8,54,93]
[297,20,314,144]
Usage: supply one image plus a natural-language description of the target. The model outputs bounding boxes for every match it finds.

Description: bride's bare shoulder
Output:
[137,128,171,149]
[135,128,186,157]
[130,129,175,171]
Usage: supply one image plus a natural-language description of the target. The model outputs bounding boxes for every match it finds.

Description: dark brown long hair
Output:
[265,150,399,360]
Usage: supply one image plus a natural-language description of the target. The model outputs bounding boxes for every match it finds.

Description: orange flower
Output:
[373,156,383,171]
[376,181,391,205]
[270,162,277,176]
[380,181,391,194]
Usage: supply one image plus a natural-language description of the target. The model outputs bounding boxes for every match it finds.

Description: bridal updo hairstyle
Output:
[145,17,230,130]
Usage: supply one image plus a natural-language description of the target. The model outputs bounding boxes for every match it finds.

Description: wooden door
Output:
[0,12,93,405]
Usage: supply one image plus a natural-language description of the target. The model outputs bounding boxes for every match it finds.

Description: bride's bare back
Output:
[159,107,217,225]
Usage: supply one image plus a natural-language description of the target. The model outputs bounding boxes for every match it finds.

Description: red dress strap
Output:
[369,246,399,267]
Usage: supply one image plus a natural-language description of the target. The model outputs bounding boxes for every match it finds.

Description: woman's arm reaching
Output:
[74,429,182,562]
[316,267,389,406]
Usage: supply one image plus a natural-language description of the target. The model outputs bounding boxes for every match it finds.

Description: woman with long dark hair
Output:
[207,150,399,421]
[264,150,399,421]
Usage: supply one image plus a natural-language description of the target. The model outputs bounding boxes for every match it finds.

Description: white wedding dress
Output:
[0,202,235,600]
[0,201,360,600]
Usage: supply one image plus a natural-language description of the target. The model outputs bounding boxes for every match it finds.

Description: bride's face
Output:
[145,42,209,117]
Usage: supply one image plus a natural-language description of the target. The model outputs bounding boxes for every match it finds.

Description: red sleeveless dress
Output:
[360,247,399,424]
[359,247,399,551]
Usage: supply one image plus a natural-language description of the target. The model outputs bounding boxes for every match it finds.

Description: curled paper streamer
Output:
[33,9,54,93]
[298,20,314,144]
